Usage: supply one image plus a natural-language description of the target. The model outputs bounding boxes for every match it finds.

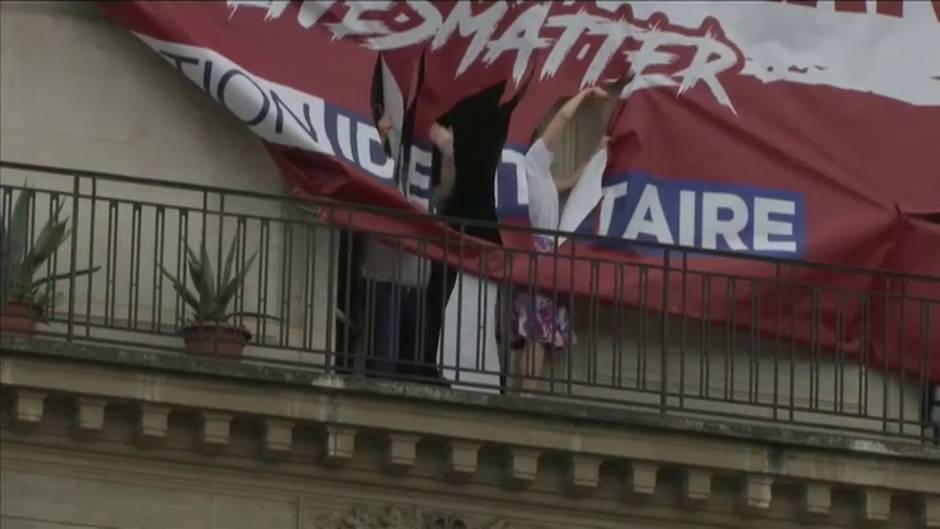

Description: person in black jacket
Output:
[418,81,524,381]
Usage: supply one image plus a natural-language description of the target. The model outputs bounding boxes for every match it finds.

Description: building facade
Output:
[2,2,939,529]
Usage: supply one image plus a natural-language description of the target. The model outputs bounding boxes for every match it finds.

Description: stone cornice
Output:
[2,339,939,527]
[3,337,937,461]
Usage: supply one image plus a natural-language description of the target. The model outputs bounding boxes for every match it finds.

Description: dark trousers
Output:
[421,261,457,370]
[366,280,420,375]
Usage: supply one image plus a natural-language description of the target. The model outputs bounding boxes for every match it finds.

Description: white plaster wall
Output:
[0,2,277,188]
[0,1,334,362]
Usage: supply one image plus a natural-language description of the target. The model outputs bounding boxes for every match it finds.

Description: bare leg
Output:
[519,342,546,394]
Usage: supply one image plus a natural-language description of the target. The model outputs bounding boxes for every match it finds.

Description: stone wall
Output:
[2,345,938,529]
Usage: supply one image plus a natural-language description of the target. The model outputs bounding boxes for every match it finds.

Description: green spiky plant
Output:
[159,235,267,329]
[1,187,99,315]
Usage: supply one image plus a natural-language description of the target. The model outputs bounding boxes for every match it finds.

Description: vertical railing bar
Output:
[254,219,266,342]
[200,191,210,346]
[861,291,870,417]
[438,224,451,382]
[579,254,588,390]
[836,290,846,413]
[617,263,626,389]
[302,219,313,350]
[882,278,891,433]
[236,217,247,329]
[521,237,534,393]
[472,243,483,376]
[217,194,225,299]
[216,193,225,352]
[811,288,820,410]
[727,278,736,401]
[66,177,80,340]
[475,244,486,377]
[415,236,427,376]
[151,206,164,331]
[150,206,159,331]
[590,258,599,387]
[479,245,490,378]
[157,206,166,330]
[127,202,143,330]
[566,238,576,396]
[306,217,316,355]
[201,191,208,250]
[127,203,136,328]
[324,205,337,368]
[546,234,557,393]
[174,210,185,326]
[638,266,647,391]
[919,300,930,441]
[278,218,289,346]
[260,219,271,343]
[283,218,295,347]
[182,209,192,326]
[701,276,710,398]
[455,222,466,384]
[679,252,688,409]
[84,178,97,337]
[660,250,670,414]
[361,234,375,376]
[390,236,403,376]
[773,264,781,420]
[549,232,561,393]
[28,190,36,277]
[788,265,796,421]
[48,193,60,317]
[0,187,7,228]
[0,187,8,242]
[498,245,509,392]
[106,201,118,326]
[752,279,761,405]
[899,279,908,433]
[339,215,352,368]
[136,204,144,329]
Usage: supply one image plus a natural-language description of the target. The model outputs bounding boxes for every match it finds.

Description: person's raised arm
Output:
[556,134,610,193]
[429,122,456,208]
[540,86,609,153]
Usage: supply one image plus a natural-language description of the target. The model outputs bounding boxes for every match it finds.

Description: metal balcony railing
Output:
[1,160,937,443]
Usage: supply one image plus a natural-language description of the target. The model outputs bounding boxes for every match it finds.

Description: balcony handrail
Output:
[3,159,938,284]
[1,160,937,443]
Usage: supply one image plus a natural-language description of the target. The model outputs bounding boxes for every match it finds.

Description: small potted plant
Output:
[1,187,99,335]
[160,236,266,358]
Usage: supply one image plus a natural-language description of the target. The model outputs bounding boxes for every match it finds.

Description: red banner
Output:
[99,1,940,382]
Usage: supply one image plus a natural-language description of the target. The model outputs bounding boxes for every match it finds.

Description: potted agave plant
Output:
[160,236,264,358]
[1,188,99,335]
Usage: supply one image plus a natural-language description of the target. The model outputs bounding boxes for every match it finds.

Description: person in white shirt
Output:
[498,85,611,394]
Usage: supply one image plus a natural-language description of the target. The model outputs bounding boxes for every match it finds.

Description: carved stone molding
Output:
[73,396,107,437]
[4,352,940,527]
[13,388,46,430]
[316,504,529,529]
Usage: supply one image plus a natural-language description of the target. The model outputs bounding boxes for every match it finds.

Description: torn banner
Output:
[100,1,940,382]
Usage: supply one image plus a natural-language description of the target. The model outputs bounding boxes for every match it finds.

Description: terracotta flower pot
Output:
[0,301,43,336]
[181,322,251,358]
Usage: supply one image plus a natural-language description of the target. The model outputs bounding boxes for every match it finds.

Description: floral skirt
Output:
[494,238,574,350]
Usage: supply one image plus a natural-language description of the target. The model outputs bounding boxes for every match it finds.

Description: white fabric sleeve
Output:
[524,138,560,232]
[525,137,554,178]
